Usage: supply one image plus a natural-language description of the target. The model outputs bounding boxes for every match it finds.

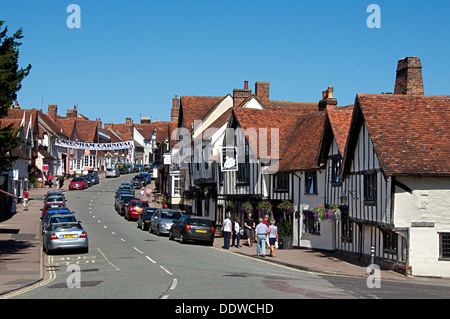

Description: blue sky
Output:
[3,0,449,124]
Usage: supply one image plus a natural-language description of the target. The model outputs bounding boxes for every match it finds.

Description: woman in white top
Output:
[268,219,278,257]
[223,213,232,249]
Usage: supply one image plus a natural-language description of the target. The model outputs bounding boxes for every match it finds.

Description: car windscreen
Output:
[47,197,64,202]
[132,202,149,208]
[49,215,77,224]
[160,211,181,220]
[189,218,213,227]
[72,178,84,182]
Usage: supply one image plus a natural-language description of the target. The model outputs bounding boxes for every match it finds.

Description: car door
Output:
[150,210,160,232]
[173,216,186,238]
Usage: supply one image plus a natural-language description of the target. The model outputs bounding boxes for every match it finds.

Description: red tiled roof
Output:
[180,96,224,131]
[231,107,326,171]
[326,104,353,155]
[351,94,450,176]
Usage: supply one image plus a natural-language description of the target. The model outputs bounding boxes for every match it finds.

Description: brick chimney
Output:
[171,95,179,123]
[394,57,424,95]
[48,105,58,121]
[233,81,252,108]
[96,118,102,129]
[126,117,132,125]
[66,105,78,118]
[318,86,337,111]
[255,81,270,107]
[141,116,151,124]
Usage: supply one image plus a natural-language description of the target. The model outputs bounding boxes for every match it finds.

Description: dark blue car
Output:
[41,207,73,233]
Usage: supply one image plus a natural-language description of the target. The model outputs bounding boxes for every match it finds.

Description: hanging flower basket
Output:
[312,203,341,222]
[256,200,272,219]
[277,200,295,239]
[241,201,253,215]
[225,201,237,213]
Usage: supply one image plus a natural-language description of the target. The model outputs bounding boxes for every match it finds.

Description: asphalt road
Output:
[10,174,450,303]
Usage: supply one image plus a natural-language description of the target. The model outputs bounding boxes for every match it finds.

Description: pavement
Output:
[1,176,450,297]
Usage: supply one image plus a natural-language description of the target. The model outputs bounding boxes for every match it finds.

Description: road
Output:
[9,174,450,303]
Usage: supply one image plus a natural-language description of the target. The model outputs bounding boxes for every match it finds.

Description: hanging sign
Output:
[55,138,134,150]
[221,146,238,171]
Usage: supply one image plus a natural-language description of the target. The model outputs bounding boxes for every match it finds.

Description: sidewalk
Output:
[1,179,450,297]
[0,185,48,296]
[212,236,450,286]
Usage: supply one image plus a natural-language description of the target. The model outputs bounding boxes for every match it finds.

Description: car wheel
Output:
[169,231,174,240]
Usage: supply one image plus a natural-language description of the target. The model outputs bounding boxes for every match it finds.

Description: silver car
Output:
[106,167,120,178]
[43,214,88,254]
[149,209,183,236]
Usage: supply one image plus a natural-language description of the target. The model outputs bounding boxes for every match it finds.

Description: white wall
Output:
[394,176,450,277]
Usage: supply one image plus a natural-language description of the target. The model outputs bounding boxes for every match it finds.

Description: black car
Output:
[169,215,215,245]
[132,175,146,188]
[114,193,136,212]
[118,196,137,216]
[137,207,157,230]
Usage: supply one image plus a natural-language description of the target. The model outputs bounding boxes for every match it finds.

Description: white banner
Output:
[55,138,134,150]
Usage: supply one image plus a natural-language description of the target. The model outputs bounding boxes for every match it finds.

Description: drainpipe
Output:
[293,172,302,247]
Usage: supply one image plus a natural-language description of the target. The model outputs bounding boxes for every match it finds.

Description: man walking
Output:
[255,218,269,257]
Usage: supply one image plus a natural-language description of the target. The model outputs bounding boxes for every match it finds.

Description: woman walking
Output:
[268,219,278,257]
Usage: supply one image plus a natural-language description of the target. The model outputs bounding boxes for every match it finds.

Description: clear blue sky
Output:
[3,0,449,124]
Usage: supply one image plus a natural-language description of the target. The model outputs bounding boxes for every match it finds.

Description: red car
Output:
[124,200,149,221]
[69,177,88,190]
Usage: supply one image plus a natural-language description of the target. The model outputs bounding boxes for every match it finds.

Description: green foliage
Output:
[0,21,31,170]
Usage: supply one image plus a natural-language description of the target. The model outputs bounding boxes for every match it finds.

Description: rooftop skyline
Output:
[4,0,449,123]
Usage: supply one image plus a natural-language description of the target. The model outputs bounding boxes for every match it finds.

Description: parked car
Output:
[41,202,66,218]
[85,173,99,186]
[69,177,88,190]
[45,190,65,200]
[132,175,146,188]
[150,209,183,236]
[137,207,157,230]
[118,196,137,216]
[115,193,136,212]
[41,208,73,233]
[138,172,151,184]
[169,215,215,245]
[124,200,149,221]
[116,163,128,174]
[44,195,66,206]
[106,167,120,178]
[43,214,88,254]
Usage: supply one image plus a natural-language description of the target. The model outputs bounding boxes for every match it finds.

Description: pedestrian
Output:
[23,189,29,211]
[139,186,145,200]
[53,177,58,189]
[145,187,152,201]
[244,212,255,247]
[255,218,269,257]
[263,214,270,248]
[223,213,232,249]
[268,219,278,257]
[232,217,241,248]
[48,174,53,188]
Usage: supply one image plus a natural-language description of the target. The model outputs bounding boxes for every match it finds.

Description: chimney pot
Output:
[394,57,424,95]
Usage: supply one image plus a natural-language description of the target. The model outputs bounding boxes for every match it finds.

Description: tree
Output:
[0,21,31,170]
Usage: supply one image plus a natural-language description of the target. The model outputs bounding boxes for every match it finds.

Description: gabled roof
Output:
[230,107,327,171]
[179,96,224,131]
[325,104,353,156]
[344,94,450,176]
